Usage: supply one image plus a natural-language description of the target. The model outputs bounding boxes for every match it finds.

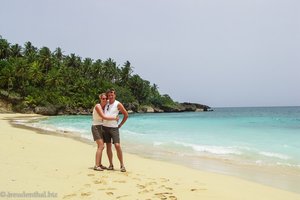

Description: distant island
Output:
[0,36,211,115]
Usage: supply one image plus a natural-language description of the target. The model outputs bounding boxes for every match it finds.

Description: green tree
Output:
[38,46,52,73]
[0,60,15,91]
[23,41,37,62]
[103,58,120,83]
[0,36,181,113]
[128,74,151,104]
[10,44,22,58]
[118,61,133,86]
[0,37,11,59]
[28,61,44,87]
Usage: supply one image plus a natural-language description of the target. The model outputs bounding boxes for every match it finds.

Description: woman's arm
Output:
[95,104,118,121]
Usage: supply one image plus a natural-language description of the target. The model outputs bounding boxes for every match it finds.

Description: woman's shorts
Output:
[91,125,104,141]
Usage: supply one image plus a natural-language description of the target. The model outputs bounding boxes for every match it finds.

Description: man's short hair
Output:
[106,88,116,95]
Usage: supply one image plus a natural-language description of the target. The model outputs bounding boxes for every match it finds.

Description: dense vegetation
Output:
[0,36,180,114]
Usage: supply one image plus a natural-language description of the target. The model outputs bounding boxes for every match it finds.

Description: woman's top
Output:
[92,104,104,125]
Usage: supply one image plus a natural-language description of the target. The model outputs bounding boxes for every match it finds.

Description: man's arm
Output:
[117,102,128,128]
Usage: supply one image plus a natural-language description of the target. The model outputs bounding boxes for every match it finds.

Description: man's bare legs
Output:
[106,142,125,171]
[114,143,124,167]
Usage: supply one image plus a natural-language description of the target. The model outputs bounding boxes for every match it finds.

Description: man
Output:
[102,88,128,172]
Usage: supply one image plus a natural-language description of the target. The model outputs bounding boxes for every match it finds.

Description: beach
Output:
[1,113,300,200]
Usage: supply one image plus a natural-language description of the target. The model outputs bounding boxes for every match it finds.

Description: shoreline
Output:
[1,113,300,199]
[13,113,300,194]
[123,143,300,194]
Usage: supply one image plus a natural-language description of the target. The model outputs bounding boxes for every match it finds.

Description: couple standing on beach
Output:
[91,88,128,172]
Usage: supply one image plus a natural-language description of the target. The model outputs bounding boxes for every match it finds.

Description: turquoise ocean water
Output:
[19,106,300,193]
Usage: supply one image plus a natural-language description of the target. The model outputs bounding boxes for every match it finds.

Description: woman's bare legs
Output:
[95,139,105,167]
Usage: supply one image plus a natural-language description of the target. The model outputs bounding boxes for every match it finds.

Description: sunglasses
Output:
[101,98,107,100]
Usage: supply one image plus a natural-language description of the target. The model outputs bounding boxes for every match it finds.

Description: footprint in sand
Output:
[155,192,173,195]
[136,184,146,189]
[154,192,175,200]
[113,180,126,183]
[122,172,130,176]
[106,192,114,196]
[146,181,157,186]
[63,193,76,199]
[98,187,117,191]
[107,187,117,191]
[116,195,130,199]
[132,177,141,181]
[160,178,170,182]
[154,193,167,200]
[161,185,173,190]
[138,189,150,194]
[94,179,108,185]
[81,192,91,196]
[87,174,95,177]
[190,188,207,191]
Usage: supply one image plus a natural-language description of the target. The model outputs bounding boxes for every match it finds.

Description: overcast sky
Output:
[1,0,299,107]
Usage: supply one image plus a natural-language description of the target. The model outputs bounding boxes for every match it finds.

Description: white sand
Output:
[1,113,299,200]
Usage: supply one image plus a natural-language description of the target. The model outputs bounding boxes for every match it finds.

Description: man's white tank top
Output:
[103,100,119,128]
[92,104,103,125]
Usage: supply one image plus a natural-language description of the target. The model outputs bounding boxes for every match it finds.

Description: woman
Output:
[92,93,118,171]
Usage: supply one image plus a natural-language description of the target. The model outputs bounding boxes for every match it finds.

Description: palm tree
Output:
[103,58,120,83]
[91,59,104,77]
[23,41,37,62]
[119,61,133,86]
[0,37,11,59]
[81,57,93,77]
[45,68,65,89]
[52,47,64,69]
[65,53,81,68]
[10,44,22,58]
[128,74,151,104]
[53,47,63,61]
[38,47,52,73]
[28,61,44,87]
[0,61,15,91]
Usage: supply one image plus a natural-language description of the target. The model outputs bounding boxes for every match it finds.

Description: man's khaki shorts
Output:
[102,126,120,144]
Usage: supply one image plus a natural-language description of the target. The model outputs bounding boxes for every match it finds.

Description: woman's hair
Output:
[99,93,106,99]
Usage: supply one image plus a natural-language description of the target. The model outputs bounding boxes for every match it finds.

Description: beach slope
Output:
[1,113,299,200]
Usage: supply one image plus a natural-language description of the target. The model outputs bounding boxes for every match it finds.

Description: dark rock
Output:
[124,102,139,112]
[34,106,58,115]
[153,107,164,113]
[180,102,211,111]
[138,105,155,113]
[160,105,185,112]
